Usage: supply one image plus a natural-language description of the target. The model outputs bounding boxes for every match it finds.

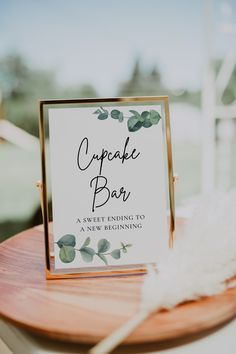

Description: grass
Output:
[0,142,41,240]
[0,142,40,220]
[173,142,201,203]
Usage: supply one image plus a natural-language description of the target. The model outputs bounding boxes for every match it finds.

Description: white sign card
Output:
[39,97,174,277]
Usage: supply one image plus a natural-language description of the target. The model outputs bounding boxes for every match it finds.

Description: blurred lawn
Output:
[0,142,40,219]
[0,141,202,242]
[0,142,41,241]
[173,142,201,202]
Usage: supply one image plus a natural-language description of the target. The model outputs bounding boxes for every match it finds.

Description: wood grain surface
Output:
[0,221,236,345]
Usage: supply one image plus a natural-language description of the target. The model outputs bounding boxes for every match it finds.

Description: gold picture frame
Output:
[38,96,175,279]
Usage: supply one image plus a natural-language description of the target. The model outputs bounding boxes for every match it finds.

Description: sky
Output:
[0,0,235,95]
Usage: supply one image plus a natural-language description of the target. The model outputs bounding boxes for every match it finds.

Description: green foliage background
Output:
[0,54,98,137]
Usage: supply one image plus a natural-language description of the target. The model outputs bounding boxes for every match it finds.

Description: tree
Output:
[0,54,98,136]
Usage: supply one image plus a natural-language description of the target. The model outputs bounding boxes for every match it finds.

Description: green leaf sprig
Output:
[56,234,132,265]
[93,107,161,132]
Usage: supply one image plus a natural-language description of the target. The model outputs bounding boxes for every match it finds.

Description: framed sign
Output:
[38,96,175,279]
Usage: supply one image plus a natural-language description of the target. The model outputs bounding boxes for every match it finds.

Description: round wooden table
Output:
[1,222,236,347]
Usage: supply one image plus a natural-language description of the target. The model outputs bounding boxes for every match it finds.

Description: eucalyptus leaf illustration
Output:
[97,238,110,253]
[98,112,108,120]
[93,109,102,114]
[56,234,76,248]
[56,234,132,265]
[129,110,141,119]
[141,111,149,120]
[150,110,161,125]
[118,113,124,122]
[81,236,91,248]
[111,109,120,119]
[97,107,108,120]
[80,247,95,262]
[110,249,121,259]
[97,253,108,265]
[59,245,76,263]
[127,117,143,132]
[121,242,132,254]
[143,117,152,128]
[110,109,124,122]
[93,106,161,132]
